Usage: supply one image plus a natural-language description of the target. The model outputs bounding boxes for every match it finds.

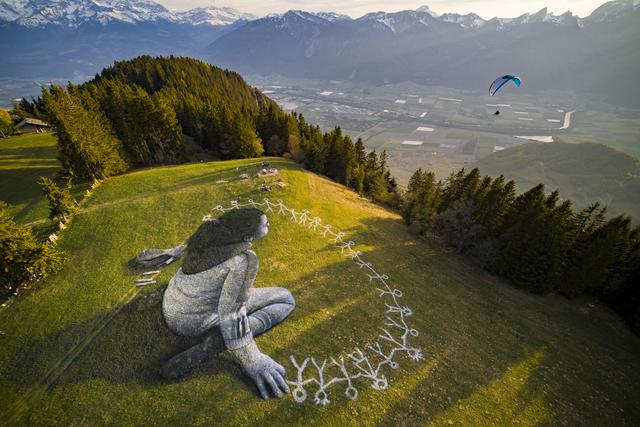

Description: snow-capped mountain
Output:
[582,0,640,24]
[205,1,640,107]
[0,0,254,81]
[439,13,485,29]
[0,0,254,27]
[488,7,578,30]
[357,9,441,33]
[174,6,256,26]
[313,12,351,22]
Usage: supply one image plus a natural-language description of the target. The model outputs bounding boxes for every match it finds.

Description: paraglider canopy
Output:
[489,75,521,96]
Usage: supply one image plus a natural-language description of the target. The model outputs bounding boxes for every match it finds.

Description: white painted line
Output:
[402,140,424,146]
[142,270,160,276]
[416,126,434,132]
[497,103,511,107]
[547,119,561,123]
[319,91,333,96]
[439,97,462,102]
[518,117,533,121]
[439,144,456,149]
[136,280,157,287]
[418,98,422,104]
[493,145,505,151]
[515,111,529,115]
[395,99,406,104]
[420,112,427,118]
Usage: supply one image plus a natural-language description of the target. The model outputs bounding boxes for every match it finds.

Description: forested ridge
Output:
[26,56,396,203]
[7,55,639,334]
[403,168,640,333]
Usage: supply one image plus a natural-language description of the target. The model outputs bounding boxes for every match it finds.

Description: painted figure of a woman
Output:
[136,208,294,399]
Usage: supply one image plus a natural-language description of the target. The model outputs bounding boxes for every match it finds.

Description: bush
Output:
[0,107,15,138]
[0,202,66,299]
[38,176,79,223]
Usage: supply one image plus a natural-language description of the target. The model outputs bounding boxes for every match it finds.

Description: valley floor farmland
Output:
[0,134,639,425]
[248,76,640,184]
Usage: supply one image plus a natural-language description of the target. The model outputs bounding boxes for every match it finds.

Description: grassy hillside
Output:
[474,142,640,221]
[0,133,60,224]
[0,138,639,425]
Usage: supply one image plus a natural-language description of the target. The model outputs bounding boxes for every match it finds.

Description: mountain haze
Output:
[205,1,640,107]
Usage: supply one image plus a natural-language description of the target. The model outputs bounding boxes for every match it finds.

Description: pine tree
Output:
[38,177,79,223]
[43,85,127,180]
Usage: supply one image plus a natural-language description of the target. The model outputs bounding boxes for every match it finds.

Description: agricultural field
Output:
[1,133,639,425]
[248,76,640,185]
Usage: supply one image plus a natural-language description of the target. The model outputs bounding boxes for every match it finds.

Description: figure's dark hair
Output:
[182,208,265,274]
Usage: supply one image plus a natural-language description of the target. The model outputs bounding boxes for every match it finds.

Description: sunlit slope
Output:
[475,142,640,221]
[0,156,639,425]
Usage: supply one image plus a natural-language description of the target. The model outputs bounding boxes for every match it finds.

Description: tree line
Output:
[402,167,640,333]
[33,56,396,204]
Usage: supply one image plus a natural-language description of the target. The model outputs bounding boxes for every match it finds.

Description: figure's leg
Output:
[159,329,224,380]
[244,287,295,337]
[159,287,295,380]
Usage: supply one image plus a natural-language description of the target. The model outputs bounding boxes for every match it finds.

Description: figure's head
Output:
[187,208,268,252]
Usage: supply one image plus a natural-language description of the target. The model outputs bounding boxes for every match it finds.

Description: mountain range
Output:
[0,0,255,27]
[0,0,254,79]
[205,1,640,107]
[1,0,639,107]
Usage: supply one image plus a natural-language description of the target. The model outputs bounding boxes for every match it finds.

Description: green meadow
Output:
[0,133,60,224]
[1,133,639,425]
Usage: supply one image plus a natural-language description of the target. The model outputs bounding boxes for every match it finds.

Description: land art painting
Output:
[133,198,422,404]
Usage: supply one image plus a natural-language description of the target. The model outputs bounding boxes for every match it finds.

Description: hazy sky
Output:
[156,1,607,19]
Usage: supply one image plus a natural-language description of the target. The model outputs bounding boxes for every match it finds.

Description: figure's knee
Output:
[261,286,295,307]
[278,287,295,308]
[271,287,295,320]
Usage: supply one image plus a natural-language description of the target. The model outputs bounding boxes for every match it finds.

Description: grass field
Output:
[0,133,60,224]
[1,134,639,425]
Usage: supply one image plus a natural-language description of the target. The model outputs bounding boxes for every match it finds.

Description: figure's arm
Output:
[134,245,186,268]
[217,252,290,399]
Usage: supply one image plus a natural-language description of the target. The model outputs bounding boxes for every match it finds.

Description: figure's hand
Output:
[244,352,290,399]
[232,342,290,399]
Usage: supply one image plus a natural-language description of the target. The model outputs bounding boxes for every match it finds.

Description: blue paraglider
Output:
[489,75,521,96]
[489,75,521,116]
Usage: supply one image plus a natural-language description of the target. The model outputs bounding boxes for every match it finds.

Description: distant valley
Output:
[206,1,640,108]
[2,1,640,108]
